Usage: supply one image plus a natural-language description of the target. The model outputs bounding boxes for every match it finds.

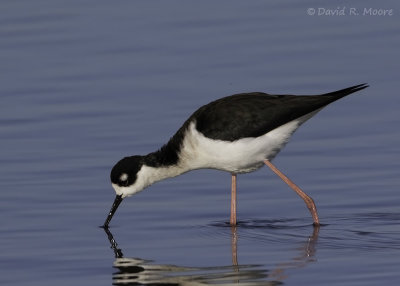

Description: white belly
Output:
[179,110,320,173]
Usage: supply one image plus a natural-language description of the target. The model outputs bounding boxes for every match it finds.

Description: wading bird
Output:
[103,84,368,228]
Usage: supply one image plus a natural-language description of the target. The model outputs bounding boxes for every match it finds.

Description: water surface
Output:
[1,1,399,285]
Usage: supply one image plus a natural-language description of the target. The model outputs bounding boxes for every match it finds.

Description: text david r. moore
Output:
[315,7,393,16]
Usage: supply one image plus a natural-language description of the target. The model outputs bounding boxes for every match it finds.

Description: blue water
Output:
[1,1,399,285]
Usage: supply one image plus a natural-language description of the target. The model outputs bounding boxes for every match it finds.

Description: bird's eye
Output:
[119,173,128,182]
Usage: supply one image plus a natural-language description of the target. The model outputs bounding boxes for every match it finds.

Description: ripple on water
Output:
[309,212,400,251]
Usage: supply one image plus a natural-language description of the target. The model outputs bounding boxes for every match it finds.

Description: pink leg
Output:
[230,174,237,226]
[264,160,320,226]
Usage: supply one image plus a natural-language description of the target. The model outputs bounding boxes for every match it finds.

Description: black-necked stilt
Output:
[103,84,368,228]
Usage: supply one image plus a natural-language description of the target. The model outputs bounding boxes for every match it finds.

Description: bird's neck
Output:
[136,160,188,191]
[140,163,188,187]
[139,148,189,188]
[138,120,195,188]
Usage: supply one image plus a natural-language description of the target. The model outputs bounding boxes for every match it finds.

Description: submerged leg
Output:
[231,225,238,267]
[264,160,320,226]
[230,174,237,226]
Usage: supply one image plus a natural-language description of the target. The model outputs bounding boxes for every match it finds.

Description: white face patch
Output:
[119,173,128,182]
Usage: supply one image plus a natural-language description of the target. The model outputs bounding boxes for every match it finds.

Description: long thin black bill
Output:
[103,195,123,228]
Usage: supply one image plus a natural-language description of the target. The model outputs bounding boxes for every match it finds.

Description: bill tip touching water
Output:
[103,83,369,228]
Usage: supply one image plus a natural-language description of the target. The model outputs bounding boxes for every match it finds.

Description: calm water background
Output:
[1,0,399,285]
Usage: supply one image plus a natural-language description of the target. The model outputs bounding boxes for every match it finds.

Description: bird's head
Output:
[110,156,146,198]
[103,156,146,228]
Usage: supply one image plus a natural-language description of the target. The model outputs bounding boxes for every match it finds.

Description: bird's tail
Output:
[324,83,369,99]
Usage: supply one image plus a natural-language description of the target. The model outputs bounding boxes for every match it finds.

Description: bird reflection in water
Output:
[103,225,319,285]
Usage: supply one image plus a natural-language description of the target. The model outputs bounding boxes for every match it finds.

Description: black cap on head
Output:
[110,156,144,187]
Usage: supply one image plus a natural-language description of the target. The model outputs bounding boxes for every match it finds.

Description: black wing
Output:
[148,84,368,167]
[191,84,368,141]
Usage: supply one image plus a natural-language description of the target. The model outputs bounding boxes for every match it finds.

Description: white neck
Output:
[135,163,189,191]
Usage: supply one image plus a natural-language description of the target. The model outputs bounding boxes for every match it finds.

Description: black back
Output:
[146,84,368,166]
[192,83,368,141]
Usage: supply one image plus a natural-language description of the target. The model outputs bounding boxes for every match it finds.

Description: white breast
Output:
[178,109,321,173]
